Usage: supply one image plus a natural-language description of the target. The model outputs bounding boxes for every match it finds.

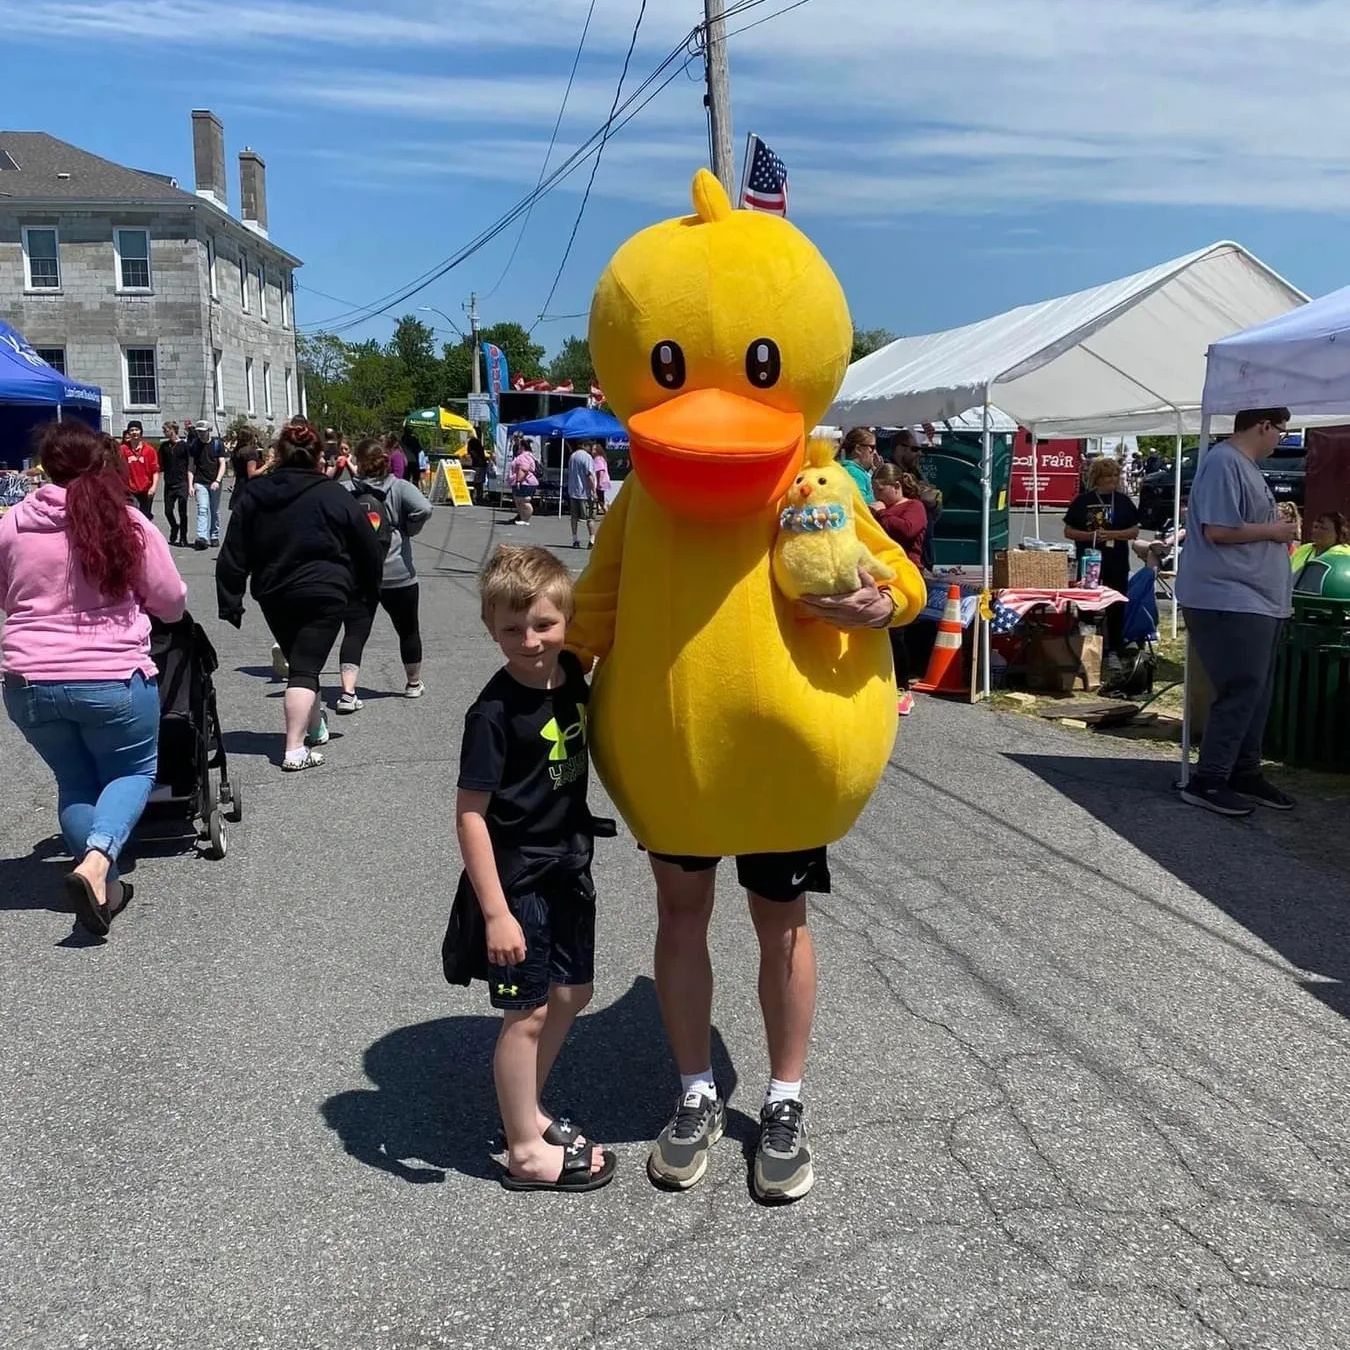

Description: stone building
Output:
[0,110,303,434]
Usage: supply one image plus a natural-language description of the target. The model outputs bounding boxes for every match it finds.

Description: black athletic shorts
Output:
[487,870,596,1011]
[644,847,830,902]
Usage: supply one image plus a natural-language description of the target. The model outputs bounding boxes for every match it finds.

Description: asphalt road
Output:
[3,502,1349,1350]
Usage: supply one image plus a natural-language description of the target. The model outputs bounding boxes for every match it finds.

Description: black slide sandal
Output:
[64,873,110,936]
[499,1139,617,1193]
[108,882,135,921]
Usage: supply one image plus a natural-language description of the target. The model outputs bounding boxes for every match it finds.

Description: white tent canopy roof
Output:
[1203,281,1350,417]
[829,242,1307,438]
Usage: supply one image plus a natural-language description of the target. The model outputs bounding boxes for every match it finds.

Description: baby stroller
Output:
[141,614,241,858]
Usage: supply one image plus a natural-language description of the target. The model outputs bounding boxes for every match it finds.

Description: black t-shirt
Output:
[231,446,261,486]
[1063,489,1139,587]
[457,651,592,890]
[160,438,192,491]
[189,436,223,483]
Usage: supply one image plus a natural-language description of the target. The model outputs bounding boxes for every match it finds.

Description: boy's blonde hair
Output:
[479,544,575,626]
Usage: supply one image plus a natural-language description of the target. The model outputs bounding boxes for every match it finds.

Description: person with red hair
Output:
[1,422,187,936]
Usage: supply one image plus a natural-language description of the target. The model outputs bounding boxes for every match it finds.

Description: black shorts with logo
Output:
[644,847,830,902]
[483,870,596,1011]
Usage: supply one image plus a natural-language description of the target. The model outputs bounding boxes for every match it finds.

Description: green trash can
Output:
[1265,551,1350,769]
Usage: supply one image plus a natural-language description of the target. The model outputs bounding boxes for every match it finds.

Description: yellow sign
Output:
[445,461,472,507]
[428,460,474,507]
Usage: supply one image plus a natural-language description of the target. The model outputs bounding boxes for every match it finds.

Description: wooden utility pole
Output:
[466,291,481,396]
[704,0,736,197]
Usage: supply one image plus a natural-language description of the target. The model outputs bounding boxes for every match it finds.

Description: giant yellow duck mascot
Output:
[567,170,926,858]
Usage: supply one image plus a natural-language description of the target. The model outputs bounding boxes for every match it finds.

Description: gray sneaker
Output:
[647,1090,725,1190]
[754,1099,814,1202]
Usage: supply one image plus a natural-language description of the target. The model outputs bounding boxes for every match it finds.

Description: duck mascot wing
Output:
[566,169,927,857]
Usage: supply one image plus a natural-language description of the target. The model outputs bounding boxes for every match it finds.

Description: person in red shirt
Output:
[874,465,930,715]
[119,421,160,519]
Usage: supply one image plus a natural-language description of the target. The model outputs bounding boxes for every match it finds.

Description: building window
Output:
[35,346,65,373]
[282,276,292,329]
[213,350,225,412]
[22,226,60,290]
[285,366,294,416]
[114,228,152,291]
[263,361,273,418]
[258,263,268,321]
[239,252,249,311]
[245,357,255,415]
[207,236,218,299]
[123,347,158,408]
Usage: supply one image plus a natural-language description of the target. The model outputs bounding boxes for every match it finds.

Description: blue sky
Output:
[6,0,1350,359]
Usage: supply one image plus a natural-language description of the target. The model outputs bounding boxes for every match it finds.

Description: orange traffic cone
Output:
[913,584,967,695]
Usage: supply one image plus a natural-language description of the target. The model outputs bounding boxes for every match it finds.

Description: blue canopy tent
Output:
[0,321,103,468]
[506,406,628,514]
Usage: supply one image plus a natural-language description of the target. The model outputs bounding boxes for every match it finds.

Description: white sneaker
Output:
[271,644,289,680]
[404,681,426,699]
[335,692,363,715]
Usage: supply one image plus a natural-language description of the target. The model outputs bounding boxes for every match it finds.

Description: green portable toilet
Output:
[919,432,1014,568]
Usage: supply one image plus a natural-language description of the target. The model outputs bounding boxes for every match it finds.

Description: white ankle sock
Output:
[284,748,307,766]
[765,1077,803,1108]
[680,1070,716,1101]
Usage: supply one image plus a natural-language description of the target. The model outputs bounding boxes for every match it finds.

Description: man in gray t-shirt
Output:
[1176,408,1298,817]
[566,442,597,550]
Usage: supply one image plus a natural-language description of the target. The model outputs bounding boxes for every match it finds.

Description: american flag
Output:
[740,134,788,216]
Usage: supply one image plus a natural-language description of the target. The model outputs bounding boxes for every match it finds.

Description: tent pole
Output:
[1178,411,1212,790]
[1029,424,1040,542]
[1170,409,1183,640]
[981,389,993,700]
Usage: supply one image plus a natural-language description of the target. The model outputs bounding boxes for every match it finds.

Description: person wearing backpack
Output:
[216,421,383,771]
[336,436,435,714]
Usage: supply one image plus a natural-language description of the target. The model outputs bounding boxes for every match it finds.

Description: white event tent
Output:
[1180,282,1350,783]
[828,241,1308,694]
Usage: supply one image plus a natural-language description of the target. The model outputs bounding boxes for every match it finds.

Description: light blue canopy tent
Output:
[0,320,102,467]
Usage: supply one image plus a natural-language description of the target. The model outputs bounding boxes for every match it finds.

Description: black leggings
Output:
[339,584,423,670]
[261,600,345,693]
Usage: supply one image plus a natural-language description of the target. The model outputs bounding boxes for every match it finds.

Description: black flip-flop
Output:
[499,1139,617,1193]
[64,873,110,936]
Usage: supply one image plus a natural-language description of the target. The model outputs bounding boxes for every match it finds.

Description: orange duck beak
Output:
[628,388,805,519]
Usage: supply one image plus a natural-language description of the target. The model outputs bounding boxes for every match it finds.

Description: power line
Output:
[482,0,597,303]
[300,0,814,336]
[530,0,649,333]
[304,44,694,336]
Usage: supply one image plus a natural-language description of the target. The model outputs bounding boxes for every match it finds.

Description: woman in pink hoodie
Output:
[1,422,187,936]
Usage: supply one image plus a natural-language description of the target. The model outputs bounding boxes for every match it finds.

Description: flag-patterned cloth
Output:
[997,587,1128,618]
[741,135,788,216]
[990,598,1023,636]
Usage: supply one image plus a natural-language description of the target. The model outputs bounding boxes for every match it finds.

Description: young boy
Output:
[449,544,615,1193]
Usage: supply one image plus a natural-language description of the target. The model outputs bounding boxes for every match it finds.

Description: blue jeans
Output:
[3,673,159,880]
[194,482,221,543]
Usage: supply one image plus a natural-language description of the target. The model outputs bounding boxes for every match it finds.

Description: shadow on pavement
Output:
[321,975,745,1184]
[1008,751,1350,1021]
[0,834,71,913]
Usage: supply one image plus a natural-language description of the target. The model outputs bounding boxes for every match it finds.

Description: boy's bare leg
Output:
[535,983,594,1135]
[748,893,816,1083]
[496,1006,604,1180]
[651,859,717,1075]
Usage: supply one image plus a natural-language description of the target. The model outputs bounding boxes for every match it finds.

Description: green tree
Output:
[389,315,441,408]
[548,335,595,390]
[1137,435,1199,464]
[851,328,898,363]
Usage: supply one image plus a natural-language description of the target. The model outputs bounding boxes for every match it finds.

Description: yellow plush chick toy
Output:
[773,439,897,600]
[568,169,927,858]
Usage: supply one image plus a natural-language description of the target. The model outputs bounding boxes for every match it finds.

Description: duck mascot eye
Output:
[567,169,928,858]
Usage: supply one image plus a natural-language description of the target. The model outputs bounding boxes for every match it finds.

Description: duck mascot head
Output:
[569,170,926,858]
[591,170,851,521]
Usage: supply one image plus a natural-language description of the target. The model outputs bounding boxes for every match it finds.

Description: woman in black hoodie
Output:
[217,420,382,771]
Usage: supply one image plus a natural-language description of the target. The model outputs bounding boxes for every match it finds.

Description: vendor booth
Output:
[1184,283,1350,776]
[505,406,628,514]
[828,242,1308,694]
[0,320,102,469]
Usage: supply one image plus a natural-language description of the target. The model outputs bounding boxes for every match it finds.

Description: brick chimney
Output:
[239,148,268,237]
[191,110,226,209]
